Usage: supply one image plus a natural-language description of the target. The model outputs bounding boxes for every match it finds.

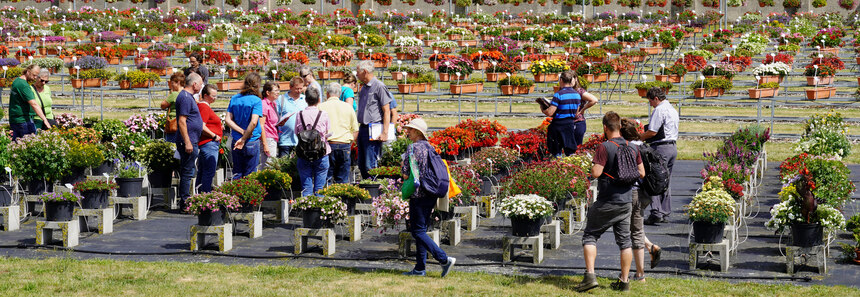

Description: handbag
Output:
[401,147,420,200]
[436,159,461,211]
[165,106,178,134]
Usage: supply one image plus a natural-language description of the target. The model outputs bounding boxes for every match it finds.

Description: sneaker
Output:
[659,217,669,223]
[643,216,661,226]
[441,257,456,278]
[610,280,630,291]
[402,269,426,276]
[649,245,662,269]
[575,272,599,292]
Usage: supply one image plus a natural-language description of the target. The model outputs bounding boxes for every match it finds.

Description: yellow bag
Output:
[437,160,461,211]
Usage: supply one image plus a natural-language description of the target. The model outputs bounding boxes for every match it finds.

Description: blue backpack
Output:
[422,150,450,198]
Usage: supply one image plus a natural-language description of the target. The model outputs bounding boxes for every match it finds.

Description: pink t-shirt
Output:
[262,98,279,142]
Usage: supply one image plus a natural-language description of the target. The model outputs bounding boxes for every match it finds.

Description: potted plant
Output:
[528,59,569,83]
[435,57,473,82]
[430,41,457,53]
[368,166,402,180]
[294,195,348,229]
[137,58,172,76]
[765,174,845,247]
[656,63,687,83]
[246,169,292,201]
[39,192,81,222]
[634,81,673,98]
[397,73,436,94]
[216,178,267,212]
[752,62,791,84]
[357,179,383,198]
[845,214,860,262]
[689,77,733,98]
[115,159,149,197]
[581,48,608,62]
[139,140,179,189]
[64,141,105,185]
[499,194,554,236]
[318,183,371,216]
[804,64,836,86]
[450,78,485,94]
[9,131,69,194]
[685,187,736,243]
[185,191,241,226]
[115,70,161,89]
[749,82,780,99]
[701,63,736,80]
[499,75,535,95]
[73,178,117,209]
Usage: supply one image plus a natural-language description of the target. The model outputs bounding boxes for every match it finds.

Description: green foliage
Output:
[689,78,733,91]
[72,178,117,192]
[759,82,780,89]
[498,75,535,87]
[9,131,70,182]
[380,137,413,167]
[92,119,126,142]
[114,70,162,85]
[67,141,105,169]
[138,140,178,172]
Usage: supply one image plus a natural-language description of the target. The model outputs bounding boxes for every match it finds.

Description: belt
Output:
[329,141,351,145]
[651,140,676,145]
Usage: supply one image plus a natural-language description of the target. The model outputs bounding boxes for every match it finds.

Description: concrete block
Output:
[347,214,362,242]
[109,196,148,220]
[36,220,79,247]
[0,205,20,231]
[785,245,828,275]
[294,228,336,256]
[441,219,461,246]
[689,240,731,272]
[540,220,561,250]
[480,196,496,218]
[74,207,114,234]
[502,235,544,264]
[260,199,290,224]
[454,205,478,231]
[398,230,440,259]
[230,211,263,238]
[190,224,233,252]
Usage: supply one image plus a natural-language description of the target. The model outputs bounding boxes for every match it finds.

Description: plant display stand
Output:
[0,205,20,231]
[190,223,233,252]
[109,196,147,220]
[785,245,827,275]
[398,230,440,259]
[260,199,290,224]
[453,205,478,231]
[441,218,461,246]
[74,207,114,234]
[541,220,561,250]
[36,220,79,247]
[21,195,43,217]
[557,200,587,234]
[346,214,363,242]
[149,187,178,210]
[229,211,263,239]
[689,240,731,272]
[294,228,336,257]
[502,235,544,264]
[479,196,496,218]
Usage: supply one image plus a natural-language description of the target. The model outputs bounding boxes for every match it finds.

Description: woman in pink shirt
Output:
[260,82,280,168]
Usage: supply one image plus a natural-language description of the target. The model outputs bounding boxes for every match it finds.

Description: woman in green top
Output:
[31,69,55,130]
[160,72,186,143]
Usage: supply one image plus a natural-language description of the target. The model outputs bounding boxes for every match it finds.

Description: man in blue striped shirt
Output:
[542,71,583,156]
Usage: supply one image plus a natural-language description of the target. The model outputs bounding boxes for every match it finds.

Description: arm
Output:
[379,104,391,142]
[638,162,645,178]
[178,115,192,153]
[28,100,50,129]
[225,111,245,135]
[259,116,270,156]
[345,97,354,107]
[541,105,557,117]
[640,130,658,141]
[234,114,259,150]
[160,100,171,110]
[591,164,604,179]
[577,92,598,115]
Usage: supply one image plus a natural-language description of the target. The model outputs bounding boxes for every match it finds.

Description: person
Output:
[299,65,321,99]
[196,84,222,193]
[577,111,644,292]
[30,69,55,130]
[275,77,307,157]
[641,87,679,226]
[541,71,597,156]
[184,52,209,84]
[176,73,204,206]
[226,73,264,179]
[260,82,280,168]
[9,64,49,140]
[294,88,330,197]
[400,118,456,277]
[160,72,186,143]
[340,72,358,111]
[572,72,598,148]
[355,60,391,179]
[620,118,662,282]
[319,82,359,184]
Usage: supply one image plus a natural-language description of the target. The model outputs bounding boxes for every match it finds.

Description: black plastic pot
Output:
[0,185,11,207]
[27,180,54,195]
[480,177,494,196]
[80,190,109,209]
[341,197,358,216]
[791,223,824,247]
[116,177,144,197]
[61,167,87,186]
[264,186,285,201]
[44,200,75,221]
[302,208,333,229]
[511,217,543,237]
[197,209,226,226]
[437,207,456,221]
[693,221,726,244]
[91,160,114,175]
[147,170,173,189]
[359,183,381,198]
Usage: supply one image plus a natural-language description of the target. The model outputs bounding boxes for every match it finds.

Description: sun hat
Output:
[403,118,429,140]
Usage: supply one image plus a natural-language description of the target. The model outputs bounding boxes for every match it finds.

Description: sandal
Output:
[631,273,646,282]
[650,245,662,269]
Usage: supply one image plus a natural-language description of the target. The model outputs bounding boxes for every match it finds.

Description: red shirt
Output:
[197,102,223,146]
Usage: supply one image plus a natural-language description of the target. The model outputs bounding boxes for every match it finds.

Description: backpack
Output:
[421,147,451,198]
[603,139,640,186]
[295,111,326,161]
[639,143,670,196]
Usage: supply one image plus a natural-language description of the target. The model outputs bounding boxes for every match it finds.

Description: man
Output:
[355,60,392,179]
[299,65,322,100]
[184,52,209,84]
[577,111,645,292]
[276,77,307,157]
[9,64,50,140]
[176,73,204,206]
[319,82,359,184]
[641,87,679,225]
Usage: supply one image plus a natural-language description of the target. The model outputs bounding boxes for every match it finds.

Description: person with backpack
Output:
[400,118,456,277]
[641,87,679,225]
[576,111,644,292]
[294,88,331,197]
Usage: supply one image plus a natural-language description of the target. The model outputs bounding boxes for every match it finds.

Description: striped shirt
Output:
[551,87,582,120]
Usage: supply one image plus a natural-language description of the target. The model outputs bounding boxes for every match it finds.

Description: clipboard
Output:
[535,97,552,111]
[369,123,396,140]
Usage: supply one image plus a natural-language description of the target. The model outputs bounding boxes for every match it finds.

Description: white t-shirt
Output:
[647,100,679,142]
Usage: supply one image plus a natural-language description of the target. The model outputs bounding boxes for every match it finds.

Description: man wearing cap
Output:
[401,118,456,278]
[355,60,392,179]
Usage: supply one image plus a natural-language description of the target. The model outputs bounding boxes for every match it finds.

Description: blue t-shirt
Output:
[228,93,264,142]
[175,90,203,146]
[550,87,582,120]
[275,93,307,147]
[339,86,357,111]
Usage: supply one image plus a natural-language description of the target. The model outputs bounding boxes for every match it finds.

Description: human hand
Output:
[184,142,193,153]
[234,138,246,150]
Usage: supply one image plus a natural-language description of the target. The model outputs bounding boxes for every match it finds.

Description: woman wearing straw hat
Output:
[401,118,456,277]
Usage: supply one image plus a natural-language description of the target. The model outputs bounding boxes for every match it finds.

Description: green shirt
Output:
[30,85,54,121]
[166,92,178,120]
[8,78,34,124]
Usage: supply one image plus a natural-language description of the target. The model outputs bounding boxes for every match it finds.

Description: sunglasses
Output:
[41,79,48,83]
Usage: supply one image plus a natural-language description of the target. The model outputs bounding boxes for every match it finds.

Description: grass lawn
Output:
[0,257,856,296]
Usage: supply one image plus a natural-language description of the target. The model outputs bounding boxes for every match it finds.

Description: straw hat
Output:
[403,118,429,140]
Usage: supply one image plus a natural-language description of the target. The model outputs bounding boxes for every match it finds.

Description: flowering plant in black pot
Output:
[293,195,348,228]
[39,192,81,221]
[215,178,267,211]
[185,192,241,226]
[73,178,117,209]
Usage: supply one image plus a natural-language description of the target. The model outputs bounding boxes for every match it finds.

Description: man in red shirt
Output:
[196,84,223,193]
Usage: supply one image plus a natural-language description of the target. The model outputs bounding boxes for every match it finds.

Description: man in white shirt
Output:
[640,88,679,225]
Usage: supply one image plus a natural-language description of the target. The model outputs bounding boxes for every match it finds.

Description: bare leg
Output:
[620,248,632,282]
[633,248,645,278]
[584,244,597,273]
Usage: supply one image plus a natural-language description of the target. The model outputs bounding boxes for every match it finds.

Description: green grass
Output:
[0,257,856,296]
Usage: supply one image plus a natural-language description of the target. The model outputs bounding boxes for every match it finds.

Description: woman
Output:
[400,118,456,278]
[294,88,330,197]
[184,52,209,84]
[573,72,599,149]
[260,82,280,168]
[160,72,186,142]
[226,73,264,179]
[196,84,222,193]
[31,69,55,130]
[340,72,358,111]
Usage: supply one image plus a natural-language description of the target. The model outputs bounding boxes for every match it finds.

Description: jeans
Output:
[196,141,219,193]
[278,145,294,158]
[328,143,352,184]
[648,142,677,220]
[297,156,329,197]
[357,124,382,179]
[232,139,260,180]
[409,196,448,271]
[178,143,199,203]
[10,121,35,142]
[573,120,587,149]
[164,132,177,143]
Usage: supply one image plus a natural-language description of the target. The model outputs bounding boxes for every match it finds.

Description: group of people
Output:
[8,64,55,141]
[540,76,678,291]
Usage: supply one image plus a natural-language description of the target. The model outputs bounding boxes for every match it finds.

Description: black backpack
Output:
[603,139,640,186]
[639,143,670,196]
[295,111,326,161]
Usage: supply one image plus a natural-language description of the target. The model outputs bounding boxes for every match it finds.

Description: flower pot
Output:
[692,221,725,244]
[790,223,823,247]
[372,60,389,68]
[438,73,467,82]
[805,87,836,100]
[198,209,226,226]
[302,208,334,228]
[61,166,87,185]
[80,190,109,209]
[118,80,131,90]
[71,79,83,89]
[358,183,381,198]
[148,170,174,189]
[510,217,543,237]
[693,88,722,98]
[44,201,76,222]
[517,62,532,71]
[758,75,782,84]
[806,76,833,85]
[748,88,778,99]
[0,185,12,207]
[91,161,113,175]
[637,88,649,98]
[27,179,54,195]
[534,73,560,83]
[642,47,662,55]
[456,40,477,47]
[486,72,502,82]
[341,197,358,216]
[583,56,604,63]
[449,83,483,94]
[116,177,144,197]
[480,177,495,196]
[819,47,839,55]
[627,55,646,63]
[264,185,285,201]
